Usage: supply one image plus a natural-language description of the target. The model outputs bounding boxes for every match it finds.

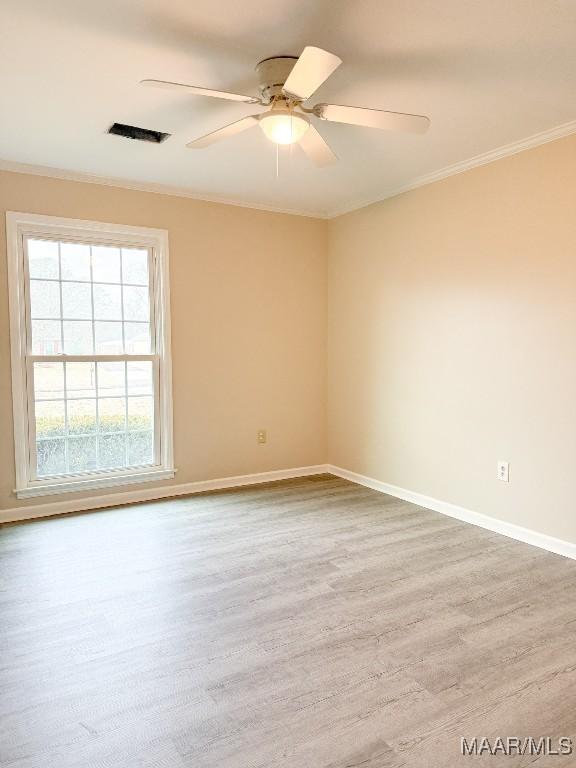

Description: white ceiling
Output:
[2,0,576,217]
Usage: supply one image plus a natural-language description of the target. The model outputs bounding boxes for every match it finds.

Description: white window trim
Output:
[6,211,175,498]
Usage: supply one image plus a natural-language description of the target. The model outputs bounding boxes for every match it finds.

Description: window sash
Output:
[25,355,162,482]
[23,237,156,357]
[7,212,174,498]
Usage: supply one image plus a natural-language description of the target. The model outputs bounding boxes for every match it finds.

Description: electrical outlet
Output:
[257,429,267,445]
[497,461,509,482]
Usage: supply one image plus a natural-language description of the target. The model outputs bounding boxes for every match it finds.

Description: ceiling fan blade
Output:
[282,47,342,101]
[186,115,259,148]
[298,125,337,167]
[141,79,260,104]
[315,104,430,134]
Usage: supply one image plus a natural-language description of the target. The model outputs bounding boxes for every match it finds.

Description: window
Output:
[7,212,174,498]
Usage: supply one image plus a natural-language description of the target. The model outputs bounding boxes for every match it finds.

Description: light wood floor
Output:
[1,475,576,767]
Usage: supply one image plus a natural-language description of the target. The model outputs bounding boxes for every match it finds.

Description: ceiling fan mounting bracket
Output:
[255,56,298,104]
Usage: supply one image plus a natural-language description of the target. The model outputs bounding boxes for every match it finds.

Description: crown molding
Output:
[0,159,323,219]
[2,117,576,221]
[326,118,576,218]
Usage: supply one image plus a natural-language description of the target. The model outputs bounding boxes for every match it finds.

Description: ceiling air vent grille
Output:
[108,123,170,143]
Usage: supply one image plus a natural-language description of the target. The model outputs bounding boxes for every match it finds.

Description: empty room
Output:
[1,1,576,766]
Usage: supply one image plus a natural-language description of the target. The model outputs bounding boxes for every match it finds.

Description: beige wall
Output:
[3,134,576,545]
[327,134,576,543]
[0,171,328,511]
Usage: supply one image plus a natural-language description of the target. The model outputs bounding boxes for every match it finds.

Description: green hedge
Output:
[37,413,150,437]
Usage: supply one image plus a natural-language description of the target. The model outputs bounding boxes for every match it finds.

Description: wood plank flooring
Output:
[1,474,576,767]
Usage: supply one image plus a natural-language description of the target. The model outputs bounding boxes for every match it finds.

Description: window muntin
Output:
[32,360,155,477]
[27,239,151,356]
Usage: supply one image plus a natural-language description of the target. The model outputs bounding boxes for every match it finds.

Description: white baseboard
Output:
[0,465,331,524]
[6,463,575,563]
[328,465,576,561]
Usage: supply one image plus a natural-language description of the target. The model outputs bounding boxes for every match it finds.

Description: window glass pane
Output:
[98,433,126,469]
[92,246,121,283]
[35,400,65,438]
[37,438,66,476]
[122,248,149,285]
[30,280,61,319]
[62,282,92,319]
[68,436,97,472]
[68,399,97,434]
[95,321,123,354]
[28,239,59,279]
[99,397,126,432]
[97,361,125,398]
[93,284,121,320]
[127,361,153,395]
[66,362,96,399]
[34,362,64,400]
[128,396,153,431]
[60,243,91,281]
[128,431,154,466]
[124,322,151,353]
[123,285,149,322]
[63,320,93,354]
[31,320,62,354]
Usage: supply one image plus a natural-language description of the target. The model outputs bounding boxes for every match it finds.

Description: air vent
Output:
[108,123,170,143]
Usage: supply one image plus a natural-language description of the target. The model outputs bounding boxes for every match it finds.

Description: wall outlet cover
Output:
[497,461,510,482]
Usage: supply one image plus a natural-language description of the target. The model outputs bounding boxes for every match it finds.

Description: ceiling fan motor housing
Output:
[255,56,298,104]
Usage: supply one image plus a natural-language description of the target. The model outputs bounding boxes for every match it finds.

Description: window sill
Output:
[15,468,176,499]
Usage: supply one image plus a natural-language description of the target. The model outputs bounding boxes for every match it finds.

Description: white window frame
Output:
[7,211,175,498]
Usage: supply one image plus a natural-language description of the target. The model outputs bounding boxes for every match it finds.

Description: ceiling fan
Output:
[141,47,430,167]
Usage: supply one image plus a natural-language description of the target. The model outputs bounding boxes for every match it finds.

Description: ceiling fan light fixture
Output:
[259,110,309,145]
